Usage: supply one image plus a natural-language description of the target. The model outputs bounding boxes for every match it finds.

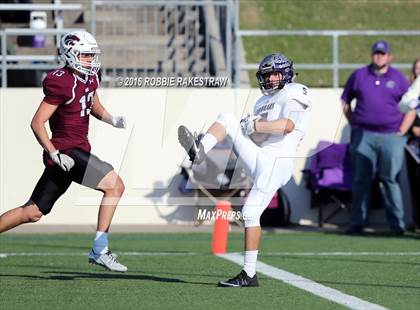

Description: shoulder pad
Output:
[43,68,76,102]
[284,83,312,108]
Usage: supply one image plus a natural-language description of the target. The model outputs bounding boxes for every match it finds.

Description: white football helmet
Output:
[59,31,101,76]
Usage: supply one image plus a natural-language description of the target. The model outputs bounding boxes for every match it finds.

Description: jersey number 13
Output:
[80,91,94,117]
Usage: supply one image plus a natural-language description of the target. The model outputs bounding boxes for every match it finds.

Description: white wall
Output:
[0,88,413,226]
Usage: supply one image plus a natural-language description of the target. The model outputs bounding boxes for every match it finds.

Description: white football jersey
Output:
[253,82,312,155]
[399,76,420,117]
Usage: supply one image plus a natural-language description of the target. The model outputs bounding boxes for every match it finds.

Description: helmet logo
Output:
[64,34,80,50]
[64,35,80,45]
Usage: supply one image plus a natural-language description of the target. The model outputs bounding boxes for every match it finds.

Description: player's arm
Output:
[91,93,126,128]
[255,118,295,135]
[30,101,59,153]
[242,100,304,136]
[254,98,307,134]
[91,93,112,123]
[31,101,75,171]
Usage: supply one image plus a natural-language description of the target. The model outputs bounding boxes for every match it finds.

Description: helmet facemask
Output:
[256,70,285,96]
[71,50,101,76]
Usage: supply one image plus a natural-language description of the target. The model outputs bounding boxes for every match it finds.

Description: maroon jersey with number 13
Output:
[42,66,100,154]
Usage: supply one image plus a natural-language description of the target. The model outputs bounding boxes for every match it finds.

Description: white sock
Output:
[93,231,109,255]
[200,133,217,154]
[243,250,258,277]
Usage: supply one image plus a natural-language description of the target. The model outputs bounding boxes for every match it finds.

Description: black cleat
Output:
[178,125,205,164]
[218,270,259,287]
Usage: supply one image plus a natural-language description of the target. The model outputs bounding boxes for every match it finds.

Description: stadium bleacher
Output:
[1,0,232,86]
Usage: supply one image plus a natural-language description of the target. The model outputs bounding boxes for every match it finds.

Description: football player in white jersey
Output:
[178,53,312,287]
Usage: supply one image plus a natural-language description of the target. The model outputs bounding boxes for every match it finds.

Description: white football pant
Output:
[215,113,294,227]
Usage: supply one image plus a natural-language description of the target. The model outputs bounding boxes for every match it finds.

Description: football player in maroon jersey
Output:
[0,31,127,272]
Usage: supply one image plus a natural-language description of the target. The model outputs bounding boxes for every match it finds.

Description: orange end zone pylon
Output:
[212,200,231,254]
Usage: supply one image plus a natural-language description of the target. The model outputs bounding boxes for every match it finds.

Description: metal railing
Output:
[1,0,236,88]
[1,28,84,87]
[0,2,84,87]
[90,0,234,86]
[3,1,417,89]
[235,29,420,88]
[0,3,82,11]
[0,2,83,49]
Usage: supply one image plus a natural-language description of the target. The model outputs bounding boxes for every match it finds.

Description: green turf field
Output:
[0,232,419,310]
[240,0,420,87]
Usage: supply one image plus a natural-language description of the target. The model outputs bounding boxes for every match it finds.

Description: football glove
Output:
[111,116,126,129]
[240,114,261,136]
[49,150,75,172]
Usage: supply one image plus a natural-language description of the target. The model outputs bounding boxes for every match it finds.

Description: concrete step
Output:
[100,46,204,62]
[93,18,199,37]
[100,64,207,79]
[93,8,161,23]
[15,46,57,56]
[100,47,204,66]
[160,60,207,74]
[7,0,210,81]
[96,34,203,50]
[101,53,163,68]
[94,21,166,36]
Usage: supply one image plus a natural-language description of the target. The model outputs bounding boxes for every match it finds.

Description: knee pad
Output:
[242,183,281,228]
[242,205,261,227]
[242,189,268,228]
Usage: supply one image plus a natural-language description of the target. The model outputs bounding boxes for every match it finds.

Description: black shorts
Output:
[30,148,114,215]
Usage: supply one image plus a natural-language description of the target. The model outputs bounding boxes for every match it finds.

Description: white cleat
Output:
[88,249,128,272]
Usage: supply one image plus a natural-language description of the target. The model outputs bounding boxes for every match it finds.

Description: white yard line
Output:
[218,253,390,310]
[263,251,420,256]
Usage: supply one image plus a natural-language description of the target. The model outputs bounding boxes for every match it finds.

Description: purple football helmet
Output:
[256,53,294,95]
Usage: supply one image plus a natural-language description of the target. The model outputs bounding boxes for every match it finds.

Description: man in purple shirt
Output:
[341,40,411,235]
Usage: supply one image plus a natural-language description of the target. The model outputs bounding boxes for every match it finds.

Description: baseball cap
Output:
[371,40,391,54]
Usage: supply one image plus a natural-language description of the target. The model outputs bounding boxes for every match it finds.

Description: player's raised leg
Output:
[178,112,259,173]
[178,125,207,164]
[178,112,236,164]
[87,170,127,272]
